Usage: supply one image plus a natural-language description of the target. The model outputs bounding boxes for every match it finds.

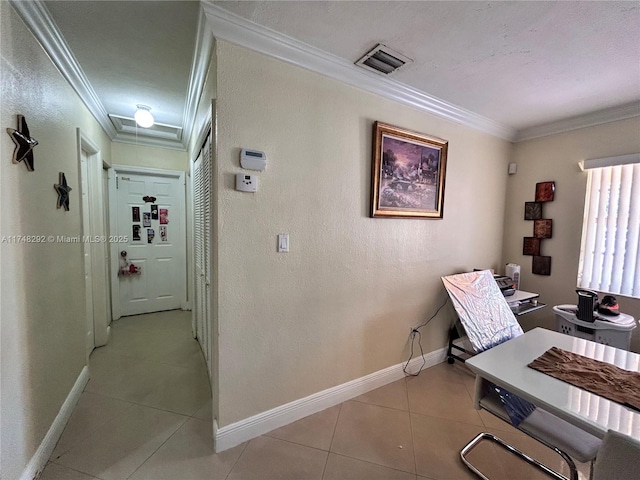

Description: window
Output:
[577,159,640,298]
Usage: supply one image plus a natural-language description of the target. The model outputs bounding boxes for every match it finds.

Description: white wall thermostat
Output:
[235,173,258,192]
[240,148,267,171]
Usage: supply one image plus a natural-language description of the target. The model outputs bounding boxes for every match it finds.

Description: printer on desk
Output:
[494,275,517,297]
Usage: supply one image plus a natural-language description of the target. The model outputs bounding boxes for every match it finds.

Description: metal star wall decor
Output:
[54,172,72,211]
[6,114,38,171]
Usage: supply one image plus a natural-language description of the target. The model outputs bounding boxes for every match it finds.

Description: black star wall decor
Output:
[6,114,38,171]
[54,172,72,211]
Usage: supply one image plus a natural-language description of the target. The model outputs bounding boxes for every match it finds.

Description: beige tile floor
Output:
[42,310,590,480]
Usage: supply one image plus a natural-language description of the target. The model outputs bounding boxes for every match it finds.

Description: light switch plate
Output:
[278,234,289,253]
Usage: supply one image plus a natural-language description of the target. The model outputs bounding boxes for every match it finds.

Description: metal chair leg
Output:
[461,432,578,480]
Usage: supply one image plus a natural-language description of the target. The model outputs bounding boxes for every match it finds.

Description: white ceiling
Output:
[21,1,640,147]
[215,0,640,132]
[45,1,200,129]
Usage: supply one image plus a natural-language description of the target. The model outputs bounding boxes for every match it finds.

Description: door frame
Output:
[102,160,113,329]
[108,165,187,320]
[77,130,110,354]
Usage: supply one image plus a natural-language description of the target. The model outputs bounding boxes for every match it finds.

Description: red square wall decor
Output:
[523,237,541,256]
[533,219,552,239]
[535,181,555,202]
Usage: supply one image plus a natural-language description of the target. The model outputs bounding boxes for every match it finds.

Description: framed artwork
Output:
[523,237,541,256]
[535,181,555,202]
[534,219,553,238]
[532,255,551,275]
[524,202,542,220]
[371,121,448,218]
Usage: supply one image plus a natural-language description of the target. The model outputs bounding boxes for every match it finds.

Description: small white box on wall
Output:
[240,149,266,171]
[235,173,257,192]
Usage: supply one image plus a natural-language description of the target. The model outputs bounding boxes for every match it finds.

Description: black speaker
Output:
[576,289,598,322]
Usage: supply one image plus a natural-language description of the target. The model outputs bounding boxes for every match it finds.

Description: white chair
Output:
[442,271,601,480]
[592,429,640,480]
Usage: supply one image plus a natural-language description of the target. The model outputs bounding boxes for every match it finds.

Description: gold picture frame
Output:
[371,122,449,218]
[371,122,448,218]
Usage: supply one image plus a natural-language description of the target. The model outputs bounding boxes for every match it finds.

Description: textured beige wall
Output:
[111,142,188,171]
[215,41,512,426]
[1,4,112,479]
[503,117,640,352]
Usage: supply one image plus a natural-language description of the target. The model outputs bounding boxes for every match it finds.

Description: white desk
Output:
[465,327,640,440]
[506,290,546,316]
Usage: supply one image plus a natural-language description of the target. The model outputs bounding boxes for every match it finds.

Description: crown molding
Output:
[9,0,197,151]
[182,7,215,150]
[515,101,640,142]
[201,2,517,141]
[9,0,117,139]
[111,133,187,151]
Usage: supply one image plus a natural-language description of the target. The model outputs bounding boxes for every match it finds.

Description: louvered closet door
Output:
[193,152,204,356]
[202,134,212,372]
[192,128,212,377]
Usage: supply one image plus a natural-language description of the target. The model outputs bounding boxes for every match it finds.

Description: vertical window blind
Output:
[578,162,640,298]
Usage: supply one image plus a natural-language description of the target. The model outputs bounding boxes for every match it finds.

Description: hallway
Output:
[44,310,213,479]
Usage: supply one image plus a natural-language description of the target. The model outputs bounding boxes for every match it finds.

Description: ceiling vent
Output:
[355,44,412,76]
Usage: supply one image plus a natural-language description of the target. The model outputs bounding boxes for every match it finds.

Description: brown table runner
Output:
[528,346,640,412]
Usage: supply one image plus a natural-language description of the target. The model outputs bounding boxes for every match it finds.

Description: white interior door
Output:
[80,149,94,358]
[113,168,186,316]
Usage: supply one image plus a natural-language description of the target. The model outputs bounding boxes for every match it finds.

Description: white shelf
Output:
[506,290,539,303]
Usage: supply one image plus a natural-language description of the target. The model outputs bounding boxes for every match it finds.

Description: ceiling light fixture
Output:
[134,104,154,128]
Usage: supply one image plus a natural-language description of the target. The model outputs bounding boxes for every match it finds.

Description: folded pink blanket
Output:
[528,346,640,412]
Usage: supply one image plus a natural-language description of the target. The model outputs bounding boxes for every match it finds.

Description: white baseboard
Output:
[21,366,89,480]
[214,346,447,452]
[212,418,219,452]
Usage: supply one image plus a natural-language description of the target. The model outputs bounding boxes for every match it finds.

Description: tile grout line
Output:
[50,401,137,462]
[349,397,412,413]
[326,450,421,478]
[321,402,343,479]
[325,398,420,477]
[404,376,420,478]
[49,460,109,480]
[255,433,335,455]
[223,439,251,480]
[408,408,487,429]
[80,388,201,418]
[123,415,190,480]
